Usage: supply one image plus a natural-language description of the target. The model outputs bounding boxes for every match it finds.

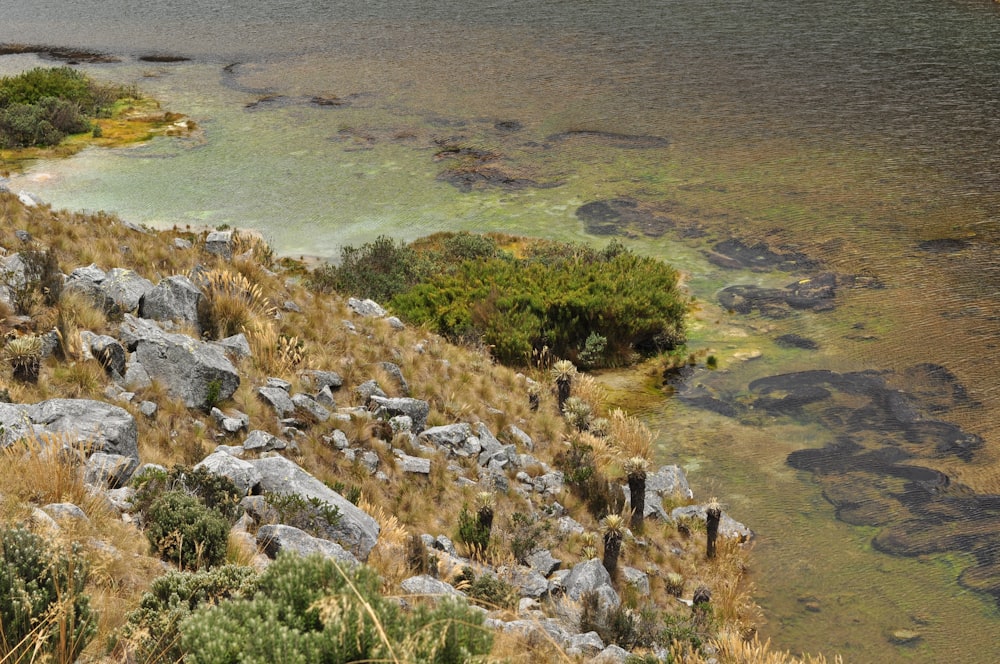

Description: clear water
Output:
[3,1,1000,661]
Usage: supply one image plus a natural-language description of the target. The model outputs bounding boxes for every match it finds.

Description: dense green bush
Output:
[262,491,342,538]
[455,567,518,611]
[391,235,687,366]
[0,527,96,662]
[145,490,230,570]
[0,67,136,148]
[308,235,427,303]
[117,565,259,663]
[177,553,492,664]
[132,464,244,524]
[307,232,687,368]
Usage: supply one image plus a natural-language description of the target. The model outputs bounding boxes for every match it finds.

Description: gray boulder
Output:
[622,566,650,595]
[205,230,234,260]
[242,429,283,453]
[369,396,429,434]
[299,369,343,392]
[400,575,464,597]
[256,524,359,567]
[258,386,295,418]
[625,464,694,521]
[80,332,127,377]
[594,644,630,663]
[140,275,202,331]
[102,268,154,314]
[195,450,262,496]
[395,452,431,475]
[84,452,138,489]
[347,297,386,318]
[0,399,138,462]
[563,558,620,610]
[505,566,549,599]
[128,320,240,410]
[526,549,562,577]
[215,333,252,360]
[671,504,754,542]
[291,393,330,422]
[418,423,480,457]
[42,503,89,525]
[568,632,605,657]
[247,455,380,560]
[504,424,534,451]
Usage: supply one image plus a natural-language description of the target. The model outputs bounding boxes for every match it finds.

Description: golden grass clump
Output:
[196,268,277,340]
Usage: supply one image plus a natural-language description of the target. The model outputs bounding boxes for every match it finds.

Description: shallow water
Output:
[3,1,1000,661]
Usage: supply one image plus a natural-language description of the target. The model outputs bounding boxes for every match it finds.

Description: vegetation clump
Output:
[311,232,687,367]
[0,67,136,148]
[0,527,96,662]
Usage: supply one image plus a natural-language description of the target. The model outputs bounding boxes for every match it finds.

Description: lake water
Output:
[3,1,1000,661]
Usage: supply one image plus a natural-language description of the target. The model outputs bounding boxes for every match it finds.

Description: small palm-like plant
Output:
[562,395,593,432]
[624,455,650,532]
[4,334,43,382]
[706,498,723,560]
[601,514,626,578]
[550,359,576,410]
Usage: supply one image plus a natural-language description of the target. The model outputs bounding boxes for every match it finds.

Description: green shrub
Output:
[0,67,136,148]
[308,235,428,303]
[132,464,244,524]
[456,567,518,611]
[390,236,687,366]
[177,553,491,664]
[116,565,259,663]
[0,527,96,662]
[554,440,622,520]
[145,490,230,570]
[262,492,342,538]
[457,505,491,555]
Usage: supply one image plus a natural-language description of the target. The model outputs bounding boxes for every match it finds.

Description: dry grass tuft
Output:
[196,268,277,340]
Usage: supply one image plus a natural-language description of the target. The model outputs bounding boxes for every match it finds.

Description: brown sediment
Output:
[0,43,120,63]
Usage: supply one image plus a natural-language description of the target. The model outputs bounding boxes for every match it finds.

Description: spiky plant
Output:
[601,514,626,578]
[609,408,654,459]
[665,572,686,597]
[550,359,576,410]
[4,334,43,382]
[706,498,723,560]
[476,491,496,538]
[624,455,650,532]
[562,396,593,432]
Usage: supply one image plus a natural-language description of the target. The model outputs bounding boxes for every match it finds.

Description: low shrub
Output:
[131,464,244,524]
[0,527,96,662]
[145,490,230,570]
[116,564,259,663]
[177,553,492,664]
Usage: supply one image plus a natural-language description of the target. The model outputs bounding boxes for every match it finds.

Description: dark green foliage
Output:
[177,553,492,664]
[580,593,673,651]
[145,490,230,570]
[555,440,623,520]
[508,511,552,564]
[132,464,244,524]
[262,492,342,538]
[455,567,518,611]
[457,506,491,556]
[391,235,687,366]
[0,527,96,662]
[308,234,427,303]
[306,232,686,367]
[117,565,259,663]
[0,67,136,148]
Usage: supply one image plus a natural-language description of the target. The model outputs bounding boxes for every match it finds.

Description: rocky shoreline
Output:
[0,196,770,663]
